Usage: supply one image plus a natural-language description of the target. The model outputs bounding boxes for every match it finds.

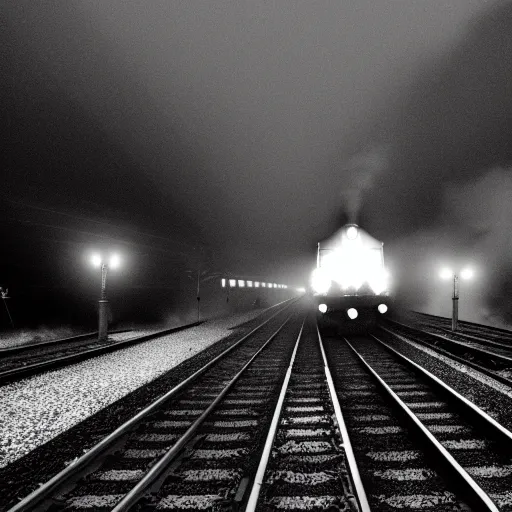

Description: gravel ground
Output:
[0,309,265,469]
[0,303,294,510]
[0,327,87,349]
[375,328,512,434]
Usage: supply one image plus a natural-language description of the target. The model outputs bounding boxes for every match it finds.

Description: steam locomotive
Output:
[311,224,391,331]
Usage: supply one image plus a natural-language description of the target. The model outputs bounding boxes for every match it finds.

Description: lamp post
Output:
[440,267,473,331]
[0,287,14,328]
[91,253,120,341]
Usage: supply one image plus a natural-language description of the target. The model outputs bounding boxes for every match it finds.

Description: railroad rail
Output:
[332,332,512,511]
[0,299,296,385]
[6,301,300,511]
[0,322,204,385]
[245,319,368,511]
[5,305,371,512]
[381,319,512,386]
[409,311,512,343]
[0,329,132,356]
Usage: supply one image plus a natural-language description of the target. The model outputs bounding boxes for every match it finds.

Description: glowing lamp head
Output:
[346,226,358,240]
[440,268,453,280]
[91,253,102,267]
[347,308,358,320]
[461,268,473,280]
[109,254,121,269]
[318,303,328,314]
[378,303,388,314]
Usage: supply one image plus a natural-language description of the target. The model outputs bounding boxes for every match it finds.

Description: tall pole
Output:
[452,274,459,332]
[196,263,200,322]
[98,263,109,341]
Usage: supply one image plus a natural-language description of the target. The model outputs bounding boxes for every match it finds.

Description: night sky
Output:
[3,1,512,328]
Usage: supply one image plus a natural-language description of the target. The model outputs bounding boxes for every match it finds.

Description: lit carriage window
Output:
[255,282,260,287]
[247,281,253,287]
[221,279,226,288]
[238,280,245,287]
[229,279,236,287]
[274,283,277,288]
[262,283,266,287]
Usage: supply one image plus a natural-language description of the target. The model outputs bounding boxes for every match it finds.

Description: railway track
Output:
[406,312,512,345]
[381,320,512,385]
[245,316,366,511]
[325,331,512,511]
[6,307,371,512]
[6,301,301,511]
[0,323,204,385]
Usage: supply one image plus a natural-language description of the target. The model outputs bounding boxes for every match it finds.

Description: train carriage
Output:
[311,224,391,332]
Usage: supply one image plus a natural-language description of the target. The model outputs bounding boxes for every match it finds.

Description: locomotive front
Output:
[311,224,390,330]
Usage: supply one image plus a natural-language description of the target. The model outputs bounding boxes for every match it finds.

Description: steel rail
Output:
[111,313,296,511]
[436,326,512,350]
[244,319,305,511]
[0,321,206,385]
[344,338,500,512]
[7,300,295,512]
[0,329,132,356]
[318,326,370,512]
[411,310,512,336]
[386,318,512,366]
[370,333,512,446]
[380,324,512,388]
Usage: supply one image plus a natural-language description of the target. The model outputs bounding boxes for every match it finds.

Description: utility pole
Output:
[196,262,201,322]
[0,287,14,328]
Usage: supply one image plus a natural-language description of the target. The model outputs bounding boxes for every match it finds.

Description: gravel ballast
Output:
[0,310,266,469]
[0,304,298,510]
[375,328,512,434]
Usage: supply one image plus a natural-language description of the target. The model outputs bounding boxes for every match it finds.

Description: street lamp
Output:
[90,252,121,341]
[439,266,473,331]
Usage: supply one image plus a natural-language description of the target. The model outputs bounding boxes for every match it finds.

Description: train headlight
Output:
[311,269,331,294]
[378,304,388,314]
[318,304,328,314]
[346,226,358,240]
[347,308,358,320]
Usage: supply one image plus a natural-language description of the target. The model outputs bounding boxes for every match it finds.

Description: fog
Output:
[3,0,512,327]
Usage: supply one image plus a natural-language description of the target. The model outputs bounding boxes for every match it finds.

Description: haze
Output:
[3,0,512,327]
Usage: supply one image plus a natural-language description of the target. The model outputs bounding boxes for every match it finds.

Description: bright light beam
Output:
[440,267,453,280]
[91,253,102,267]
[461,268,474,280]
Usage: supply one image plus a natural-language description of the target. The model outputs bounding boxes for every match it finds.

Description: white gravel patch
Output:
[191,448,247,459]
[268,496,338,509]
[358,426,403,435]
[277,440,332,454]
[108,329,162,341]
[284,428,330,438]
[68,494,124,509]
[157,494,222,510]
[374,468,434,480]
[389,332,512,399]
[267,470,335,485]
[377,492,457,508]
[0,310,264,468]
[466,465,512,478]
[366,450,420,462]
[442,439,487,450]
[97,469,145,481]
